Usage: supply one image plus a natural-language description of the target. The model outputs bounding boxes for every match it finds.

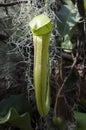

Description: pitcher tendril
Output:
[29,14,52,116]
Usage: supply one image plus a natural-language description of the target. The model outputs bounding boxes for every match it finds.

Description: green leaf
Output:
[63,0,75,9]
[61,35,73,52]
[0,94,32,116]
[57,5,81,36]
[84,0,86,9]
[0,108,33,130]
[74,111,86,130]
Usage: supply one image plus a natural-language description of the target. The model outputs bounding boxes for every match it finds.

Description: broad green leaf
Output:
[61,35,73,52]
[0,108,33,130]
[0,94,32,116]
[57,5,81,36]
[63,0,75,9]
[74,111,86,130]
[84,0,86,9]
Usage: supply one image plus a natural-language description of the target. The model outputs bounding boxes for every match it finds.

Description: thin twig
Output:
[54,57,77,118]
[4,0,8,15]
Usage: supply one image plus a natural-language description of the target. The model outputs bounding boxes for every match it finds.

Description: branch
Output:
[61,52,73,61]
[0,1,28,7]
[57,51,83,63]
